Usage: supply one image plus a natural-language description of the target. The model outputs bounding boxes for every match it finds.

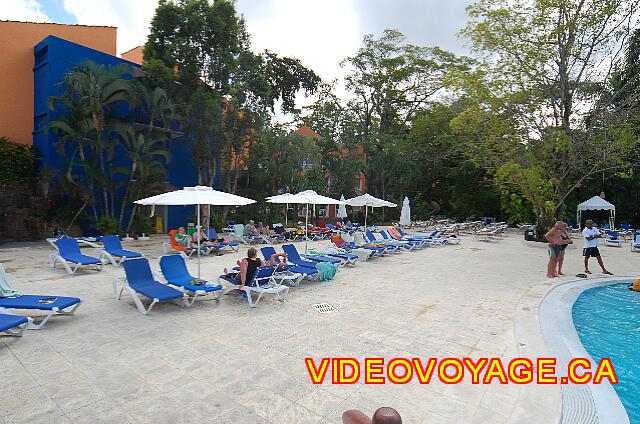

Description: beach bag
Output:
[315,262,337,281]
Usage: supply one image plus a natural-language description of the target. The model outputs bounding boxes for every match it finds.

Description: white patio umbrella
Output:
[400,196,411,227]
[266,193,292,227]
[135,186,256,277]
[266,190,345,253]
[337,195,348,219]
[345,193,397,228]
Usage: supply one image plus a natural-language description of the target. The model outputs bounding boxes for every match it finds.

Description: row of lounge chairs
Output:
[225,224,334,245]
[115,243,325,312]
[474,223,509,242]
[48,236,144,275]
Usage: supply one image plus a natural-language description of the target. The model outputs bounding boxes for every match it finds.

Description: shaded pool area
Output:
[573,282,640,424]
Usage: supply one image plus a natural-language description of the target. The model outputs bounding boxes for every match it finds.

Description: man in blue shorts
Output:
[582,220,613,275]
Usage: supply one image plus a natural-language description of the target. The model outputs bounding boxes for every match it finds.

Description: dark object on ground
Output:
[342,407,402,424]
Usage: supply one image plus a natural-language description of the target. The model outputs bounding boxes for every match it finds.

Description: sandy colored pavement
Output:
[0,231,637,423]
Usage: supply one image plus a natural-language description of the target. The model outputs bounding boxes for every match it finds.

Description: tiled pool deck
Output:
[1,233,636,423]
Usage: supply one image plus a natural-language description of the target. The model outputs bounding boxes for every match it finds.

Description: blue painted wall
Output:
[33,35,201,234]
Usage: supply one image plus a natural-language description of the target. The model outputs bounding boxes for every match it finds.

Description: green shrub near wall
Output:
[0,137,35,183]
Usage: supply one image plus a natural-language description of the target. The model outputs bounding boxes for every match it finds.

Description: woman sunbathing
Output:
[223,248,288,288]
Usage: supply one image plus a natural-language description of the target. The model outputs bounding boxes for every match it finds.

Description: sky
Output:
[1,0,474,86]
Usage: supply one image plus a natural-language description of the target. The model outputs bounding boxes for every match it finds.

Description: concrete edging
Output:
[510,274,635,423]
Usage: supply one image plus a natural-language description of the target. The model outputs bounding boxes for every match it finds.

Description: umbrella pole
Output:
[305,203,309,255]
[365,206,368,229]
[197,204,201,278]
[285,203,288,228]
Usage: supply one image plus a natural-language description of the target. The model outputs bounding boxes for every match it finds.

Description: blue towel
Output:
[316,262,337,281]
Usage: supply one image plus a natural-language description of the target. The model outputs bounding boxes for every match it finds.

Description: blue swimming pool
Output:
[573,282,640,423]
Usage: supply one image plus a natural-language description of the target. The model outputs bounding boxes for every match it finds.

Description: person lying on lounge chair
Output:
[257,222,271,236]
[174,227,193,248]
[192,227,222,254]
[243,220,261,237]
[223,247,288,289]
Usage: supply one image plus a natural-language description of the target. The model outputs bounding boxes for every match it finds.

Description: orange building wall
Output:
[0,21,117,145]
[121,45,144,65]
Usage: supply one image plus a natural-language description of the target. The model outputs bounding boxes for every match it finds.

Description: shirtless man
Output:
[544,221,571,278]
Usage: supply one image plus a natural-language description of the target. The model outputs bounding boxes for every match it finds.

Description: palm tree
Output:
[115,126,171,227]
[48,60,136,218]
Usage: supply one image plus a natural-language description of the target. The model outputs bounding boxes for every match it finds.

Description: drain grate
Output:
[312,303,338,313]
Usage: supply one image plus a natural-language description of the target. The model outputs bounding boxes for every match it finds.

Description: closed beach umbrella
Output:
[400,196,411,226]
[345,193,397,228]
[135,186,256,277]
[337,195,348,219]
[267,190,345,253]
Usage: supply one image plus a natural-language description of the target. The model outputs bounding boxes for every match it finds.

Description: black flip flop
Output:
[576,273,587,278]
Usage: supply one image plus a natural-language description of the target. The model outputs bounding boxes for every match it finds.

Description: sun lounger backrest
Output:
[159,255,191,282]
[260,246,280,263]
[365,231,378,242]
[250,265,277,286]
[56,238,81,255]
[102,235,122,252]
[282,244,303,262]
[233,224,245,236]
[123,258,155,286]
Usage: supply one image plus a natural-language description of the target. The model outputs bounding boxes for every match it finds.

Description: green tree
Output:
[458,0,640,231]
[144,0,320,195]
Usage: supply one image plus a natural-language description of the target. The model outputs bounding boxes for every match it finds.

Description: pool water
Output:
[573,282,640,423]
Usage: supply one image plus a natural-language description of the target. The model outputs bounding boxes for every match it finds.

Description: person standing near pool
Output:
[545,221,571,278]
[582,220,613,275]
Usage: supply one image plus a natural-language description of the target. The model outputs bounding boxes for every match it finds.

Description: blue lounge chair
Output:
[0,296,81,330]
[218,265,289,308]
[376,231,417,251]
[266,245,317,269]
[395,227,444,246]
[206,229,240,252]
[0,263,82,329]
[260,246,319,281]
[364,232,401,254]
[49,238,104,275]
[632,231,640,252]
[380,229,424,249]
[205,229,240,253]
[605,230,622,247]
[230,224,269,245]
[332,234,385,256]
[281,244,342,265]
[159,255,224,305]
[101,235,143,266]
[0,313,30,337]
[306,247,359,266]
[114,258,188,315]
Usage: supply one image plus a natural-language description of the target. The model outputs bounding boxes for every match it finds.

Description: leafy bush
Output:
[133,215,154,236]
[96,216,118,235]
[0,137,35,183]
